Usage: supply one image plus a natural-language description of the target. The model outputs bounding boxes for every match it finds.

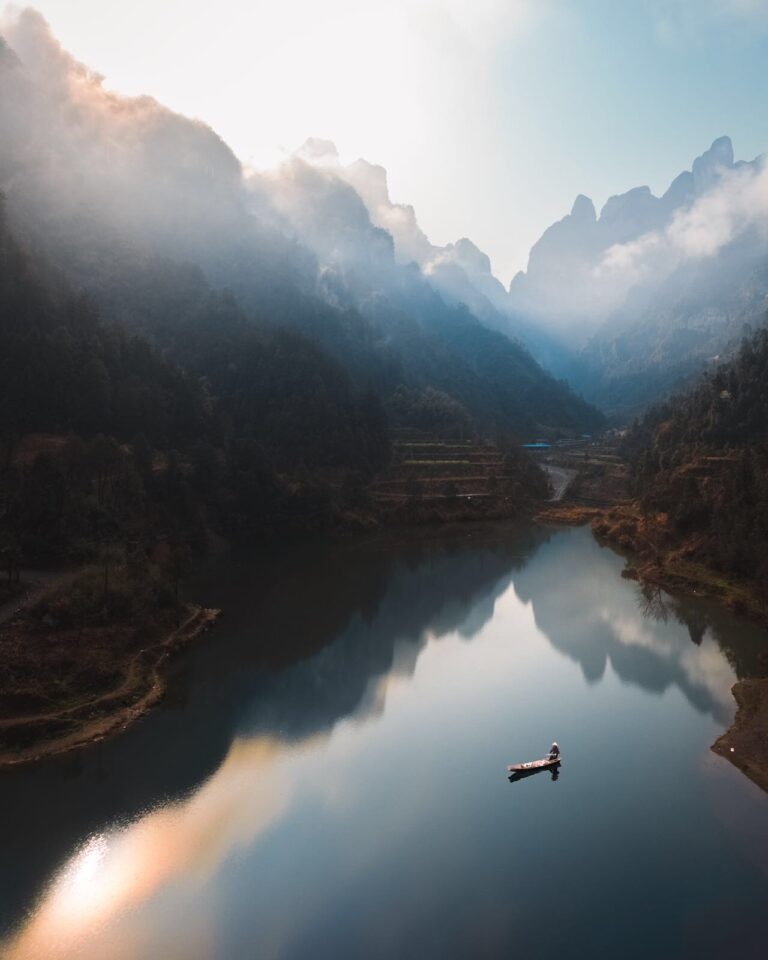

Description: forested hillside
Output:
[1,189,568,578]
[0,12,603,445]
[0,202,392,576]
[0,10,606,585]
[625,329,768,587]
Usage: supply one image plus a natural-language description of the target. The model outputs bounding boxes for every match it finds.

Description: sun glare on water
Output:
[51,834,111,921]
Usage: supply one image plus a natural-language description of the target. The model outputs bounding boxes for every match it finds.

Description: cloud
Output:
[0,7,245,264]
[282,139,517,326]
[596,158,768,298]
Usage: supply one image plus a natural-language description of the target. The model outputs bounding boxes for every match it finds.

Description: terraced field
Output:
[370,431,535,520]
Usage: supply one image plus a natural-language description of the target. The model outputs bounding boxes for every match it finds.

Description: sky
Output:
[11,0,768,284]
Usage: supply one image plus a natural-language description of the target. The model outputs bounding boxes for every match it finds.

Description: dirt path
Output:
[542,465,576,501]
[0,605,220,768]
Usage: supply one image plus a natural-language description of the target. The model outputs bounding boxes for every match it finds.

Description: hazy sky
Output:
[13,0,768,284]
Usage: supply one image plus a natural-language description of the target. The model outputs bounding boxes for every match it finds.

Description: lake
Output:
[1,524,767,960]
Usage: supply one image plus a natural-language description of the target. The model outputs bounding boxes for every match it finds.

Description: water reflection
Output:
[3,736,307,960]
[0,526,548,933]
[511,529,765,723]
[4,527,555,958]
[236,533,543,739]
[508,765,561,785]
[1,525,766,960]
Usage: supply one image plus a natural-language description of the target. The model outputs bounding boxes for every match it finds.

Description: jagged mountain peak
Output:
[661,170,695,208]
[508,134,766,344]
[449,238,493,275]
[571,194,597,221]
[692,135,734,193]
[699,134,734,166]
[601,185,652,219]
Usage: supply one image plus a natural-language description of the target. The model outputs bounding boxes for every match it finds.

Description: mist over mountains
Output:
[287,126,768,419]
[271,123,768,420]
[2,8,766,429]
[270,127,768,419]
[510,136,768,413]
[0,8,600,439]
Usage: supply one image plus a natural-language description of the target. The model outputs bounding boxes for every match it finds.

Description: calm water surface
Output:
[1,525,767,959]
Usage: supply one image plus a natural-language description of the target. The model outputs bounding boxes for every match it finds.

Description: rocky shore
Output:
[712,678,768,794]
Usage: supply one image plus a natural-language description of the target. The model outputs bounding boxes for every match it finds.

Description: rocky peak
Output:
[571,194,597,222]
[345,158,390,209]
[692,136,734,194]
[451,238,492,275]
[661,170,695,210]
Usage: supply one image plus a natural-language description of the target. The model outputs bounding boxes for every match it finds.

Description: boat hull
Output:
[507,756,561,773]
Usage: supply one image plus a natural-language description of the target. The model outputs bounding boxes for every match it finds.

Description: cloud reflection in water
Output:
[3,527,761,960]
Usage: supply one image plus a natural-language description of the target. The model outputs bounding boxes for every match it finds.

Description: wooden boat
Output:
[507,755,561,774]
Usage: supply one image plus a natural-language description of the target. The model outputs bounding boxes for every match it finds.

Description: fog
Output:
[597,157,768,296]
[3,7,767,408]
[0,8,513,341]
[509,136,768,352]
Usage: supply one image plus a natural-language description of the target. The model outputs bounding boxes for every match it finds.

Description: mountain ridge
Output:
[0,9,602,438]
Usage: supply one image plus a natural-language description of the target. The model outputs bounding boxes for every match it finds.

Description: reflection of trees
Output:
[237,526,550,739]
[669,593,766,678]
[683,609,707,646]
[0,525,550,935]
[637,583,670,623]
[512,526,765,723]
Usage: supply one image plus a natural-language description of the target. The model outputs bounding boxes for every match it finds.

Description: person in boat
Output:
[548,741,560,761]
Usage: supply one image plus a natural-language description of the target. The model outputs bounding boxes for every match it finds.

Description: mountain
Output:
[310,141,573,371]
[509,137,768,416]
[0,201,392,564]
[256,151,601,435]
[509,136,754,339]
[0,10,602,440]
[304,132,768,421]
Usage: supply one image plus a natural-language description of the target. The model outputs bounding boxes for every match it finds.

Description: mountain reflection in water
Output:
[511,531,765,724]
[2,525,766,960]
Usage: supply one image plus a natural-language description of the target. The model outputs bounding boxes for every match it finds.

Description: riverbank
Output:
[537,502,766,620]
[533,437,767,625]
[0,604,220,768]
[0,439,546,770]
[536,496,768,794]
[712,678,768,794]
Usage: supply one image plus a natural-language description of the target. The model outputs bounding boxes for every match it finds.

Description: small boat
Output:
[507,755,561,774]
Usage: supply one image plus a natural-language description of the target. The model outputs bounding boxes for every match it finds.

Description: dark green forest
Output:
[0,199,392,579]
[625,328,768,587]
[80,228,604,442]
[0,193,579,587]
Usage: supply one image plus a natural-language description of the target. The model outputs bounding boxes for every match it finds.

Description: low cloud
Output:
[596,158,768,300]
[0,7,246,269]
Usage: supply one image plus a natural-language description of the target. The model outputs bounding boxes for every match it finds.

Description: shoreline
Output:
[0,503,538,772]
[536,502,768,626]
[3,499,765,785]
[0,605,220,770]
[536,499,768,794]
[712,678,768,795]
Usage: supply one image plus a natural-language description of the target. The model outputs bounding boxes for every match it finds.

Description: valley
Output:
[1,6,768,960]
